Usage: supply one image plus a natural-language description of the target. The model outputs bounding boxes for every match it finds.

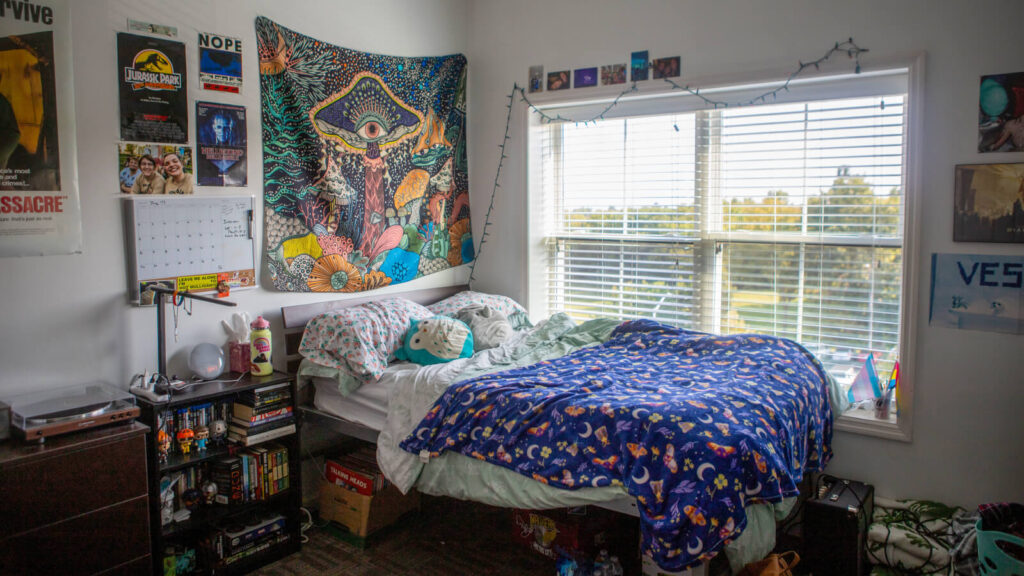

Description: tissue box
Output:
[229,342,250,373]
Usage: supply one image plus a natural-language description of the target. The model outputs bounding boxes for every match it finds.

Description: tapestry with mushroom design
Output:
[256,17,472,292]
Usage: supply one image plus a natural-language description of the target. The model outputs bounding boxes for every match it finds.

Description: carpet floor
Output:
[254,496,555,576]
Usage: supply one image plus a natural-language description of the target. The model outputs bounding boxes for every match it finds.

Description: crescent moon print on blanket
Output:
[256,17,471,292]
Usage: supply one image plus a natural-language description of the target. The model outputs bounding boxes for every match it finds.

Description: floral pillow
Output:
[299,298,432,382]
[395,316,474,365]
[427,291,532,329]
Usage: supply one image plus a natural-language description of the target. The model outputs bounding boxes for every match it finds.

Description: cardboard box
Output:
[319,480,419,538]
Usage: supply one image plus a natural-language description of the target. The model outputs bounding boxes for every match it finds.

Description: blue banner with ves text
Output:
[930,253,1024,334]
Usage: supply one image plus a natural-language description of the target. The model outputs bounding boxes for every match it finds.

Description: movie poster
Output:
[118,33,187,143]
[0,0,81,256]
[198,32,242,93]
[196,102,246,186]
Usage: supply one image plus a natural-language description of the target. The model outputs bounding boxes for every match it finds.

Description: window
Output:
[528,65,919,438]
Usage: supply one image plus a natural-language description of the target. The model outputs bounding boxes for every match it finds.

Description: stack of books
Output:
[324,445,390,496]
[227,382,295,446]
[209,442,290,505]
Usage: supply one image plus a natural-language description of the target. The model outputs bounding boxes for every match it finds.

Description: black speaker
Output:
[802,475,874,576]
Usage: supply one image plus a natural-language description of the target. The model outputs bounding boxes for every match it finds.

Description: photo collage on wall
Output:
[116,25,247,196]
[930,69,1024,335]
[528,49,678,93]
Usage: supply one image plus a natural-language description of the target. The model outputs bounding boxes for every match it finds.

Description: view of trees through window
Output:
[540,93,906,390]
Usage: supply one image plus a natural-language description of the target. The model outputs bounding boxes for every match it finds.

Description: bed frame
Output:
[281,284,468,444]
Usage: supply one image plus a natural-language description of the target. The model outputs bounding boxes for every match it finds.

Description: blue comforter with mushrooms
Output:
[401,319,833,570]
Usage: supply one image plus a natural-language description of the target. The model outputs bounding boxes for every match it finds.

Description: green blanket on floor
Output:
[867,497,966,575]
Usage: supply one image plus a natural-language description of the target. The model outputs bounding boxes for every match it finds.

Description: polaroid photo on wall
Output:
[652,56,680,79]
[574,67,598,88]
[630,50,649,82]
[978,71,1024,153]
[547,70,570,91]
[601,64,626,86]
[529,65,544,93]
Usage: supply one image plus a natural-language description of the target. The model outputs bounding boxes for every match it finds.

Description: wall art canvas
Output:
[979,71,1024,152]
[929,253,1024,335]
[0,0,82,256]
[196,101,246,186]
[256,17,471,292]
[117,33,187,143]
[954,163,1024,243]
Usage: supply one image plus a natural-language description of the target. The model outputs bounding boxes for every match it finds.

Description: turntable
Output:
[3,382,140,442]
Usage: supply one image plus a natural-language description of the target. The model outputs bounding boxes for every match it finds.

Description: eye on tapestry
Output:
[255,17,472,292]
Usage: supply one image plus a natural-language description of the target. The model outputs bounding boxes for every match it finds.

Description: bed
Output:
[282,288,835,573]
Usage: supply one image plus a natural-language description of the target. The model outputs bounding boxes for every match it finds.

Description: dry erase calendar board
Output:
[123,195,256,304]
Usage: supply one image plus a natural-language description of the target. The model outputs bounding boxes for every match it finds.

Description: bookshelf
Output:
[135,371,301,575]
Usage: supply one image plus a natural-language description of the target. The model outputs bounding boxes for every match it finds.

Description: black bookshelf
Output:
[135,371,301,575]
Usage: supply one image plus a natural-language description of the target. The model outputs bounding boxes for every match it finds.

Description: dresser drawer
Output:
[0,495,150,576]
[0,433,147,538]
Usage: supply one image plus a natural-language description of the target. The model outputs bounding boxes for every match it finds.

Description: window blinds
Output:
[537,79,907,382]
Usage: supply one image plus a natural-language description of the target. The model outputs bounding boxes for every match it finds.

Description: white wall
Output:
[465,0,1024,508]
[0,0,468,393]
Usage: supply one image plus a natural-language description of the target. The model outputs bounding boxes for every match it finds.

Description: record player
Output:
[3,382,140,442]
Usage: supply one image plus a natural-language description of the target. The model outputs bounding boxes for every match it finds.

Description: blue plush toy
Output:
[396,316,474,365]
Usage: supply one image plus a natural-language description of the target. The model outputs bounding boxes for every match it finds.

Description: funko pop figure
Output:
[194,424,210,452]
[210,419,228,445]
[158,429,172,463]
[177,428,195,455]
[202,481,218,505]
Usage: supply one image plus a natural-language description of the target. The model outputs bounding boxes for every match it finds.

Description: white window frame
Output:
[524,53,924,441]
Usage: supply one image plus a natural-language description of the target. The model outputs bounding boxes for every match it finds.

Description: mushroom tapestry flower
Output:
[257,17,472,292]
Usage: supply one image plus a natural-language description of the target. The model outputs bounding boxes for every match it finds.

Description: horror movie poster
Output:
[118,33,188,143]
[196,101,246,186]
[0,0,81,256]
[256,17,471,293]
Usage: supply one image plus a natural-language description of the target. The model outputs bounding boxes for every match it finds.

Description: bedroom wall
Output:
[465,0,1024,508]
[0,0,469,396]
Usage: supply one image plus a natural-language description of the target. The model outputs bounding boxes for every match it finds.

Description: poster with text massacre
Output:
[118,33,187,143]
[198,32,242,93]
[0,0,81,256]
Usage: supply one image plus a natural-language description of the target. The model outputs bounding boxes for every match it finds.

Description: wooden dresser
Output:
[0,422,152,576]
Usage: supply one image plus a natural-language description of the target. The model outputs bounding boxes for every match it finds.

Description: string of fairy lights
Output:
[468,38,868,286]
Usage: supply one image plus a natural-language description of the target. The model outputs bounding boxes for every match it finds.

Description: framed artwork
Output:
[978,71,1024,152]
[954,162,1024,243]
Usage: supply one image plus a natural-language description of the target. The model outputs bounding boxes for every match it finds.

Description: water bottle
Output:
[249,316,273,376]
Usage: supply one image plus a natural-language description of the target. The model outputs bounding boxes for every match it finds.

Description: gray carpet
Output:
[254,497,554,576]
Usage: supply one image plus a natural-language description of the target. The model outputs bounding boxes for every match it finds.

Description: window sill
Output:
[835,405,910,442]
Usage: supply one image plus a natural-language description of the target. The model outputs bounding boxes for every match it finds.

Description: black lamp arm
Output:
[149,287,237,377]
